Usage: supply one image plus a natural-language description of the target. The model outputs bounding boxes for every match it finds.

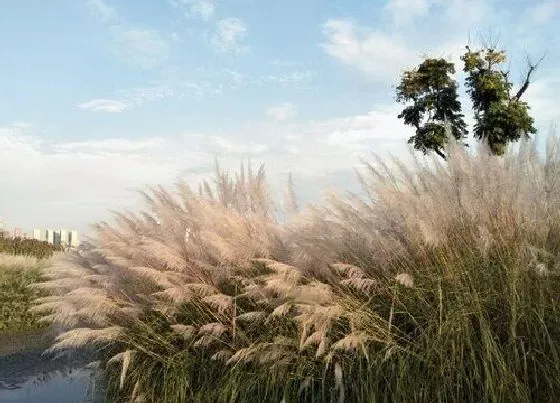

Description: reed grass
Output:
[33,136,560,402]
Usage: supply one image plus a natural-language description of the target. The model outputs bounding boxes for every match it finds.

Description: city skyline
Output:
[0,221,80,247]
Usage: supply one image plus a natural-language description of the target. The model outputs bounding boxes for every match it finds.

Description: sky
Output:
[1,0,559,236]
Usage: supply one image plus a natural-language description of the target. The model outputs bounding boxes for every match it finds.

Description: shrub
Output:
[33,137,560,402]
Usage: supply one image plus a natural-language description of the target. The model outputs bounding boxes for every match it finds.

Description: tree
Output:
[396,58,467,159]
[461,46,542,155]
[396,44,543,157]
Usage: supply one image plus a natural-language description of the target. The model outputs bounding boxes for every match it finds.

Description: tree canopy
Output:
[396,58,467,159]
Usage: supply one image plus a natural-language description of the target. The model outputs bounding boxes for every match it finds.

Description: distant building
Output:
[13,227,22,238]
[32,229,43,241]
[59,229,69,247]
[1,225,80,247]
[69,230,79,248]
[46,229,54,245]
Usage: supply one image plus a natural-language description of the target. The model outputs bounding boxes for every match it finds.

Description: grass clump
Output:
[0,253,50,333]
[33,137,560,402]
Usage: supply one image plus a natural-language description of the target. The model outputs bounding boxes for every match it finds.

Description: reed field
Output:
[31,136,560,402]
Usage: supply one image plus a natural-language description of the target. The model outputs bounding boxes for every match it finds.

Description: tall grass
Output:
[0,253,50,333]
[32,137,560,402]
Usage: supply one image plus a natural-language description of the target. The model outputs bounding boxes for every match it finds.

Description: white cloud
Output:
[266,103,297,121]
[530,1,559,24]
[212,18,248,53]
[53,138,168,153]
[169,0,214,20]
[78,99,129,113]
[111,28,170,69]
[321,19,417,81]
[0,125,208,235]
[190,0,214,20]
[258,71,314,86]
[87,0,118,23]
[119,83,175,105]
[0,106,412,235]
[209,136,269,155]
[87,1,171,70]
[322,0,497,81]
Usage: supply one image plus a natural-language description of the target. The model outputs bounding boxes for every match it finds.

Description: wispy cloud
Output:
[321,0,497,81]
[266,103,296,121]
[86,0,118,23]
[169,0,215,20]
[212,18,248,53]
[258,71,314,87]
[190,0,214,20]
[85,1,171,69]
[118,83,176,105]
[78,99,129,113]
[111,28,170,69]
[54,138,168,154]
[321,19,416,81]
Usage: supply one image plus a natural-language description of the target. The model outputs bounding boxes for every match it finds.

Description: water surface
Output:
[0,339,104,402]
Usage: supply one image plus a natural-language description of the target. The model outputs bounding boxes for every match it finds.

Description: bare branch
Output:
[514,52,546,101]
[434,148,447,160]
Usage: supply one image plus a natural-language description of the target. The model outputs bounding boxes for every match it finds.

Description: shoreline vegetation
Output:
[30,136,560,402]
[0,253,53,336]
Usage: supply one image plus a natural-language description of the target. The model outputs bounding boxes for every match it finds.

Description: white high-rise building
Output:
[69,230,79,248]
[59,229,69,247]
[46,229,54,244]
[32,229,42,241]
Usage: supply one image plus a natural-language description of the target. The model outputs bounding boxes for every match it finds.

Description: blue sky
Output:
[1,0,559,236]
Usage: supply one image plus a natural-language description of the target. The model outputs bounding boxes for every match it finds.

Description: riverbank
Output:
[0,253,105,402]
[0,327,104,402]
[0,327,53,356]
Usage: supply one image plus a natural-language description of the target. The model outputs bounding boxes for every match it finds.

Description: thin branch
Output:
[434,148,447,160]
[514,52,546,101]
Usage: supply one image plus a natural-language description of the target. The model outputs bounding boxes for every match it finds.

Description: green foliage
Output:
[0,260,47,333]
[0,237,62,259]
[461,47,537,155]
[396,58,467,159]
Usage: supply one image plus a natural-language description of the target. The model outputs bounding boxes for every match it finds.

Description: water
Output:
[0,348,104,402]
